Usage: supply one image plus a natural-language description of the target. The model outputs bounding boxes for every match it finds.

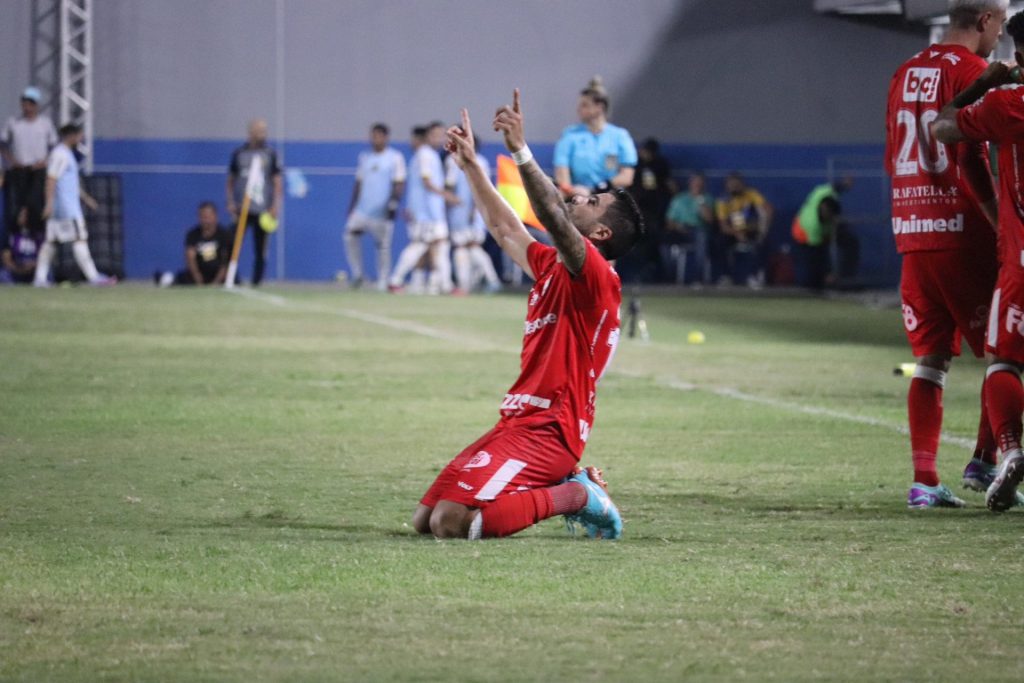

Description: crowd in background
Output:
[0,76,860,291]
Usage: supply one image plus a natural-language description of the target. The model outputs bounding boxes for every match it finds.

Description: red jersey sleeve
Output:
[958,88,1024,145]
[526,241,557,279]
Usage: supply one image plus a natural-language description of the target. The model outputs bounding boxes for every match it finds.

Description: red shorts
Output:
[900,249,997,358]
[419,422,577,509]
[986,269,1024,363]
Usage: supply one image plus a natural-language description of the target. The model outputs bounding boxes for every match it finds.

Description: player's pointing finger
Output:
[513,88,521,114]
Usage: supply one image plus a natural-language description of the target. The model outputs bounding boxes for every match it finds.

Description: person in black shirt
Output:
[626,138,676,281]
[156,202,231,286]
[226,119,282,286]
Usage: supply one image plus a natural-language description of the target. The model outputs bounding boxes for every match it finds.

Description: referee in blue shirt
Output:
[553,76,637,197]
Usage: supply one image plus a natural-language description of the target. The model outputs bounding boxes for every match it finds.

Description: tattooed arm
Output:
[493,89,588,275]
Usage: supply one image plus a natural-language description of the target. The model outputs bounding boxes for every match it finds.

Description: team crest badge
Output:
[464,451,492,469]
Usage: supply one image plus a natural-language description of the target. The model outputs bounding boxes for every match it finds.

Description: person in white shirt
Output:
[345,123,406,290]
[33,123,114,287]
[2,86,58,238]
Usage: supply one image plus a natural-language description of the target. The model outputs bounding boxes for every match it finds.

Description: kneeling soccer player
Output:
[412,91,644,540]
[933,14,1024,511]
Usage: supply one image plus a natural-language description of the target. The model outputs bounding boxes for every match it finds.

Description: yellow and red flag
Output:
[496,154,544,230]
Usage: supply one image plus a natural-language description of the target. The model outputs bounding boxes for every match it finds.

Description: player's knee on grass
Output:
[429,501,475,539]
[412,504,433,535]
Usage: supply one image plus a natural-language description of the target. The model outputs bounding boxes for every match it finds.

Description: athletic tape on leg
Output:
[913,365,947,388]
[987,363,1022,379]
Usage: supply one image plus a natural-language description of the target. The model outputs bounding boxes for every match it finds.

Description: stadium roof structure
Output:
[815,0,1024,23]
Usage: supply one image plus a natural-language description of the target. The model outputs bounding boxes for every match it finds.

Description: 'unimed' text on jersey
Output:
[499,240,621,459]
[885,43,993,253]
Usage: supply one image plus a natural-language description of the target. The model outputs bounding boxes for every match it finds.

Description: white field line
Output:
[227,287,507,349]
[229,288,974,451]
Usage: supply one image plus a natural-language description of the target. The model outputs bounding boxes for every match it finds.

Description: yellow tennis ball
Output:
[687,330,706,344]
[259,212,279,233]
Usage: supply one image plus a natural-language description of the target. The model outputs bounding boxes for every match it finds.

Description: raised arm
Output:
[494,89,588,275]
[932,62,1016,229]
[445,109,536,278]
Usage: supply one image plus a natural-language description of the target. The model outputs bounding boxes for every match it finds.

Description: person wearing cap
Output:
[553,76,638,198]
[225,119,283,286]
[1,86,58,238]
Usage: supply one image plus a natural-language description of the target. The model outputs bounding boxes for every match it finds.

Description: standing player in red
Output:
[932,13,1024,511]
[885,0,1007,508]
[411,90,644,540]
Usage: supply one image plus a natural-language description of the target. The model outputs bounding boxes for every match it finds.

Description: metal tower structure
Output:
[29,0,93,172]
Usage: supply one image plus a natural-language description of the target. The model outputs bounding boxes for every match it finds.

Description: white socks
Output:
[453,246,472,291]
[33,242,56,286]
[345,231,364,281]
[72,241,102,282]
[389,241,429,287]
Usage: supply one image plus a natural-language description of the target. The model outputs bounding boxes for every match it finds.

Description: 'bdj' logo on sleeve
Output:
[903,68,941,103]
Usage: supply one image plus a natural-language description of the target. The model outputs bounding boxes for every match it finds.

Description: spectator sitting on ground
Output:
[715,172,772,289]
[663,172,715,286]
[155,201,231,287]
[0,208,40,284]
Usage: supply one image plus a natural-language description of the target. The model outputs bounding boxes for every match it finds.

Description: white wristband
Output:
[512,145,533,166]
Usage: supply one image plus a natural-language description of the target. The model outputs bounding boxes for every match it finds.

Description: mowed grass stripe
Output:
[1,285,1020,682]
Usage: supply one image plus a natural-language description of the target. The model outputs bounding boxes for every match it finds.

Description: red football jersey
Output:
[958,84,1024,274]
[886,44,992,253]
[498,240,622,459]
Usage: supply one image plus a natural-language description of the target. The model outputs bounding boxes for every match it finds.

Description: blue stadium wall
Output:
[95,139,892,285]
[4,0,928,286]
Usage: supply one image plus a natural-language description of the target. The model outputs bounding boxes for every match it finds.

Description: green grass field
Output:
[3,284,1024,682]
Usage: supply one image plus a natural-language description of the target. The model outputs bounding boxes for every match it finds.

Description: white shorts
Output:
[408,220,448,243]
[450,226,486,247]
[46,217,87,244]
[346,213,393,241]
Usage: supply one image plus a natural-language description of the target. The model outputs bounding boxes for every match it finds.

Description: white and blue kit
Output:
[405,145,447,243]
[346,146,406,286]
[445,152,490,247]
[45,143,86,243]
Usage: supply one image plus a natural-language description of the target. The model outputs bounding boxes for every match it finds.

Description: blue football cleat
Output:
[907,482,965,509]
[565,466,623,539]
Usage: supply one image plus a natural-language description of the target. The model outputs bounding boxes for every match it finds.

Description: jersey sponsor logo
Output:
[1007,304,1024,336]
[457,481,474,491]
[501,393,552,413]
[524,313,558,336]
[891,214,963,235]
[464,451,492,469]
[902,67,941,103]
[891,185,957,200]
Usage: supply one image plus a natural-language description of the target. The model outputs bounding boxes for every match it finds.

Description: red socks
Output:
[480,482,586,538]
[975,378,998,465]
[985,367,1024,455]
[909,374,943,486]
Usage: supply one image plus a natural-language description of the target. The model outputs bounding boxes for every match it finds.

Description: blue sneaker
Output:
[987,452,1024,513]
[963,458,997,492]
[907,482,965,509]
[565,467,623,539]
